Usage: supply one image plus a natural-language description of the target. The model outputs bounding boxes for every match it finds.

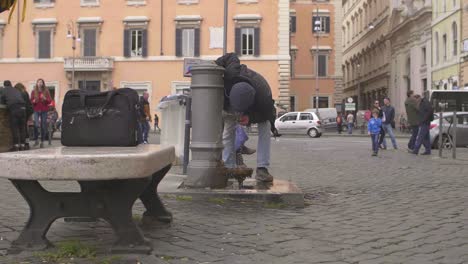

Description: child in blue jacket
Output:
[368,110,382,156]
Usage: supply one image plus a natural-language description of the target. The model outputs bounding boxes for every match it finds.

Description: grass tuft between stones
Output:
[264,202,287,209]
[175,195,193,201]
[34,240,96,262]
[208,198,227,204]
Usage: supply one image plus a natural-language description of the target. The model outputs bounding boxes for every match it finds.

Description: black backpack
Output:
[61,88,140,146]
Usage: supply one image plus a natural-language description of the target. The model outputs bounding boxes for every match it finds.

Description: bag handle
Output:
[79,90,117,119]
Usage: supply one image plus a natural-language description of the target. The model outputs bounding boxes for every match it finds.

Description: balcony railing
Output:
[64,57,114,71]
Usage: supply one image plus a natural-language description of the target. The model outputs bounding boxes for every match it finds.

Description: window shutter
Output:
[142,29,148,57]
[254,28,260,57]
[123,29,130,57]
[235,28,241,55]
[84,29,96,57]
[291,16,296,33]
[38,30,51,59]
[318,55,327,76]
[194,28,200,57]
[175,28,182,57]
[325,17,330,33]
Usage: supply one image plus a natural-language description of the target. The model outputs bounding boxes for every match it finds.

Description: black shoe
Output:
[24,144,30,150]
[421,152,431,155]
[379,144,387,150]
[9,146,20,152]
[39,142,44,148]
[255,168,274,182]
[241,146,256,155]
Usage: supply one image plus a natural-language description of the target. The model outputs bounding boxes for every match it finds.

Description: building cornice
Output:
[431,8,461,27]
[388,7,431,39]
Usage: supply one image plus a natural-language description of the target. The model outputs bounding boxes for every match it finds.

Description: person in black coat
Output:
[0,80,27,151]
[215,53,276,182]
[411,97,433,155]
[14,83,33,150]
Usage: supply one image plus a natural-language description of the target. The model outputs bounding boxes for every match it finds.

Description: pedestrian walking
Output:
[380,97,398,149]
[336,113,343,134]
[31,78,52,148]
[14,82,33,150]
[154,113,160,133]
[346,112,354,134]
[0,80,27,151]
[404,90,421,151]
[46,102,58,145]
[411,96,433,155]
[373,100,386,149]
[139,92,151,144]
[216,53,277,182]
[368,109,382,157]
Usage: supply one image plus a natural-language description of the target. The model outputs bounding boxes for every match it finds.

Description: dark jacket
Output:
[19,90,33,117]
[418,98,434,125]
[381,105,395,125]
[0,85,25,108]
[215,53,275,125]
[404,96,419,126]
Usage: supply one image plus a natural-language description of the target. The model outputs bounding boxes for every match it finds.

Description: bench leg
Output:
[140,165,173,224]
[9,179,153,254]
[8,180,55,253]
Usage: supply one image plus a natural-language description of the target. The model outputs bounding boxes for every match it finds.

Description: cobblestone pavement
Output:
[1,136,468,264]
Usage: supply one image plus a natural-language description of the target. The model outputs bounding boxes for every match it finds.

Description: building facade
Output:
[342,0,392,111]
[432,0,461,91]
[0,0,291,114]
[459,0,468,87]
[388,0,432,118]
[289,0,343,112]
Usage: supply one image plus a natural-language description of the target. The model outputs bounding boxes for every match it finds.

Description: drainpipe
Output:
[160,0,164,55]
[16,0,20,58]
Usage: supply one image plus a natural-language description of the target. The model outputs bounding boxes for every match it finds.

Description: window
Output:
[82,28,97,56]
[280,114,297,122]
[78,80,101,92]
[81,0,99,6]
[0,22,5,58]
[34,0,55,7]
[241,28,254,55]
[127,0,147,6]
[312,97,329,108]
[300,113,313,120]
[131,29,143,57]
[443,34,447,61]
[317,54,328,77]
[313,16,330,33]
[290,15,296,33]
[123,17,149,58]
[452,22,458,56]
[182,28,195,57]
[38,30,51,59]
[176,28,200,57]
[421,47,426,65]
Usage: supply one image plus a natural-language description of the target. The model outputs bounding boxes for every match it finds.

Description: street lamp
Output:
[314,7,321,115]
[66,20,80,89]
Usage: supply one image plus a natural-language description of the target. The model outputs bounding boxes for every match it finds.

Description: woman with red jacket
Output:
[31,78,51,148]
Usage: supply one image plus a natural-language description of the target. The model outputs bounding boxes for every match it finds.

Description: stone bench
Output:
[0,144,175,254]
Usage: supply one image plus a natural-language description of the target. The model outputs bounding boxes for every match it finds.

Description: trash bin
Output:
[0,104,13,152]
[157,94,188,164]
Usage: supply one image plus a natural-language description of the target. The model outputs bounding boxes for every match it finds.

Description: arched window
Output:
[452,22,458,56]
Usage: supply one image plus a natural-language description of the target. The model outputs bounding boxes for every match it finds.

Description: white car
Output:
[275,112,323,138]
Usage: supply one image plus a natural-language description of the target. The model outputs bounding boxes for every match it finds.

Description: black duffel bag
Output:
[61,88,140,146]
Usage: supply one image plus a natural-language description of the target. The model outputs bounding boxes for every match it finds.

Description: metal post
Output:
[223,0,228,55]
[452,111,457,159]
[315,6,319,115]
[72,42,75,89]
[438,108,443,157]
[16,0,20,58]
[182,96,192,175]
[185,64,227,188]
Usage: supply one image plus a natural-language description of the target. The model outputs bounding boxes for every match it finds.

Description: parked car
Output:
[304,108,338,132]
[275,112,322,138]
[430,112,468,149]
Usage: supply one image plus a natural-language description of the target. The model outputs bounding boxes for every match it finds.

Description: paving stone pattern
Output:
[1,136,468,264]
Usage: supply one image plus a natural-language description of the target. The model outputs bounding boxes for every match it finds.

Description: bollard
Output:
[184,63,228,188]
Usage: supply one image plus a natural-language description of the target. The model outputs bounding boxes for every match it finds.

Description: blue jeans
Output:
[413,124,431,154]
[33,111,48,141]
[381,123,398,149]
[347,123,353,134]
[371,133,379,153]
[140,121,150,142]
[222,112,270,168]
[408,125,419,150]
